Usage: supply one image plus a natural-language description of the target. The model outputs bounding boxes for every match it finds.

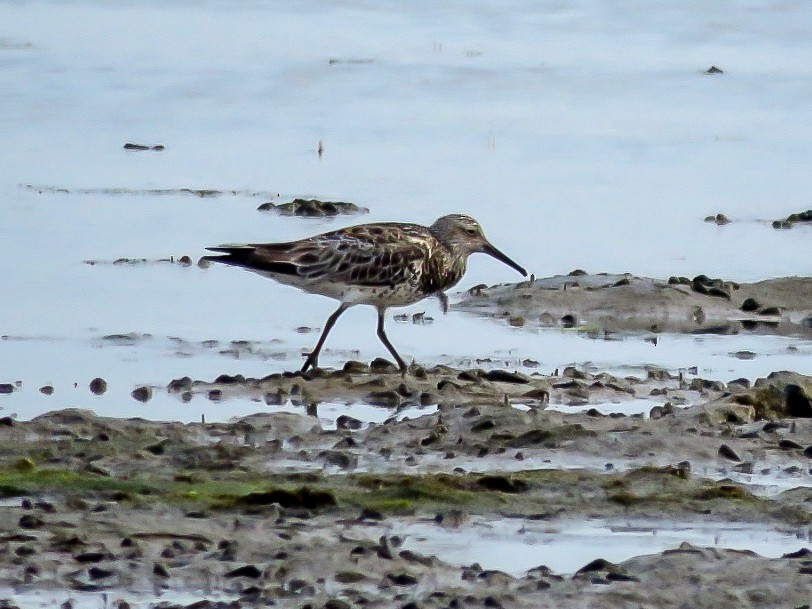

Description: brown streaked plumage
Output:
[204,214,527,374]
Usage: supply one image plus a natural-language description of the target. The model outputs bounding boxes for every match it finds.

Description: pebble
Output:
[89,377,107,395]
[717,444,741,462]
[131,386,152,402]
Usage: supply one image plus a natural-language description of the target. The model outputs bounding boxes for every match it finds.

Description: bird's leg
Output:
[301,304,349,373]
[436,292,449,314]
[376,308,408,376]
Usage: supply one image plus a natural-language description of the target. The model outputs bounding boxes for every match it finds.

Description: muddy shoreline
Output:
[455,273,812,338]
[2,363,811,608]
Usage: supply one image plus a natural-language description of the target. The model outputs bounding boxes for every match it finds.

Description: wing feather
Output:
[205,223,433,288]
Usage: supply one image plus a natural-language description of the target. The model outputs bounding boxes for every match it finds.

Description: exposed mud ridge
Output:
[257,198,369,217]
[455,273,812,337]
[773,209,812,229]
[161,366,812,477]
[170,361,723,411]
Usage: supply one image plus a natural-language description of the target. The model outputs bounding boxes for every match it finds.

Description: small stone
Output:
[89,378,107,395]
[740,298,760,312]
[225,564,262,578]
[131,386,152,402]
[370,358,398,373]
[123,142,150,150]
[387,572,419,586]
[39,385,54,395]
[19,514,44,529]
[706,65,724,74]
[718,444,741,462]
[336,415,363,430]
[168,376,193,392]
[485,369,530,384]
[152,562,169,577]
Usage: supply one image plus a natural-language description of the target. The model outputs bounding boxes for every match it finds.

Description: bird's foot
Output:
[436,292,449,314]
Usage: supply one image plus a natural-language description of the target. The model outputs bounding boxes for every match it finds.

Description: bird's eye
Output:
[465,227,478,236]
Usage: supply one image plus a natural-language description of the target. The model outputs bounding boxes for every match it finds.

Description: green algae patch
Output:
[693,483,754,502]
[0,468,156,499]
[343,473,481,514]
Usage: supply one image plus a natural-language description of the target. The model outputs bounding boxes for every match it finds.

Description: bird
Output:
[204,214,527,375]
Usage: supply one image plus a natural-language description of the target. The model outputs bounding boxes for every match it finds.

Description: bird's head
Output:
[430,214,527,276]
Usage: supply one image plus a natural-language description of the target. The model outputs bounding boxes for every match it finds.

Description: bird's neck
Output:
[421,247,467,294]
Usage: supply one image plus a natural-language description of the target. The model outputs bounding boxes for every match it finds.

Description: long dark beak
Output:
[482,241,527,277]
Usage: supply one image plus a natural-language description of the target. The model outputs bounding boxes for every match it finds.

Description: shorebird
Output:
[205,214,527,374]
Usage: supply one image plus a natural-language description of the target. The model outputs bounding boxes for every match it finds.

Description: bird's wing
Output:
[206,224,432,287]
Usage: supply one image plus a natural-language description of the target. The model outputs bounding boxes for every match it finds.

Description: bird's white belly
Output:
[254,270,424,307]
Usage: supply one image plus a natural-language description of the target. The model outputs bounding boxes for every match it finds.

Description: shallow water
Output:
[399,516,810,576]
[2,1,812,424]
[2,323,810,422]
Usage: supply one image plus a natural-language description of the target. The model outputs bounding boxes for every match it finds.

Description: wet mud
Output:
[455,273,812,337]
[2,366,811,607]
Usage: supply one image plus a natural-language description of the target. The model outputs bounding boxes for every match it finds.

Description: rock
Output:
[773,209,812,228]
[19,514,44,529]
[257,198,368,217]
[485,369,531,384]
[0,383,15,394]
[704,213,731,225]
[370,358,398,373]
[691,275,731,300]
[123,142,164,151]
[152,562,169,577]
[343,360,369,374]
[706,65,724,74]
[471,418,496,432]
[214,373,245,384]
[39,385,54,395]
[718,444,741,461]
[336,415,363,430]
[386,572,419,586]
[740,298,760,312]
[167,376,193,392]
[89,378,107,395]
[131,386,152,403]
[785,384,812,417]
[225,564,262,578]
[574,558,617,575]
[74,551,110,563]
